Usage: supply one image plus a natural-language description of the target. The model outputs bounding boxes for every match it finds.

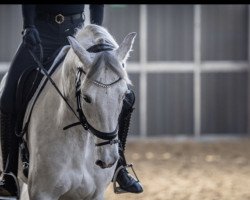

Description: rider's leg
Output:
[0,110,19,196]
[0,42,39,197]
[0,17,82,198]
[0,42,63,197]
[0,45,62,197]
[114,89,143,193]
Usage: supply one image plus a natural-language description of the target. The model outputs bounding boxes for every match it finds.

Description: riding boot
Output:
[0,110,19,197]
[113,90,143,194]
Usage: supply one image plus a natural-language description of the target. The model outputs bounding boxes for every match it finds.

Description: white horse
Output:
[0,24,136,200]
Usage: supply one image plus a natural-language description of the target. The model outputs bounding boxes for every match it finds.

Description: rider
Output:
[0,4,143,197]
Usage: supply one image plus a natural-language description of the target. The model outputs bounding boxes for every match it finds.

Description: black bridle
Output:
[63,68,119,142]
[28,42,121,146]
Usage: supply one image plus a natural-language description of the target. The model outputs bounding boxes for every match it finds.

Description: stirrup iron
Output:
[0,171,20,200]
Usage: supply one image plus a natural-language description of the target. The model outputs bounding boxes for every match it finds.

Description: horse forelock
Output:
[85,51,131,85]
[73,24,131,85]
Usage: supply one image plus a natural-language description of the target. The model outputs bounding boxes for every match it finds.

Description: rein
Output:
[27,42,120,146]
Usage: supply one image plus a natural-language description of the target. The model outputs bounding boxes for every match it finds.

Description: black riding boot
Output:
[0,110,19,198]
[113,90,143,194]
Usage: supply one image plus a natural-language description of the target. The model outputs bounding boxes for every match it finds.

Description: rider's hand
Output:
[22,26,41,49]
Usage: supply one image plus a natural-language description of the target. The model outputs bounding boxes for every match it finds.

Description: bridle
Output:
[63,67,121,145]
[28,42,122,147]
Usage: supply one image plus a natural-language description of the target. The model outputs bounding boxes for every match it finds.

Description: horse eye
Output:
[83,95,91,103]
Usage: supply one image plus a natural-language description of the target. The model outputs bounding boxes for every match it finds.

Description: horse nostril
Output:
[95,160,116,169]
[95,160,106,169]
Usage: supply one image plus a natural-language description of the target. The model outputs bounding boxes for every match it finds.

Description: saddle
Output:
[15,45,70,178]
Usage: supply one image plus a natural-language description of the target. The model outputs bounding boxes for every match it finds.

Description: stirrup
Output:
[0,171,20,200]
[112,163,141,194]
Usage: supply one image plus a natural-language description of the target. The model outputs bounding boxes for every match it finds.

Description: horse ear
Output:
[116,32,137,62]
[67,36,91,67]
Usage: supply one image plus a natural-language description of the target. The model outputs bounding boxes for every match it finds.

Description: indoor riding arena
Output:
[1,4,250,200]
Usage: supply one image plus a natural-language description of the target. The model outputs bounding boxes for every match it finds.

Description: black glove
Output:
[22,26,41,49]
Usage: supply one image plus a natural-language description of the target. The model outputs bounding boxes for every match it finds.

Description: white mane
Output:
[75,24,119,50]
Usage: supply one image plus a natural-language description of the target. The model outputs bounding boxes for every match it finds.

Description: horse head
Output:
[63,25,136,169]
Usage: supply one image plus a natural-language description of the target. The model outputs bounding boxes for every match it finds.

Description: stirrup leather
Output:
[112,163,141,194]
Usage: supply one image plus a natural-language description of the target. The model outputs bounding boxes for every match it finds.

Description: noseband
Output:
[63,42,122,146]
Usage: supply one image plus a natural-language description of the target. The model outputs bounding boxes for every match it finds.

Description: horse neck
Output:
[38,60,93,156]
[54,51,79,127]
